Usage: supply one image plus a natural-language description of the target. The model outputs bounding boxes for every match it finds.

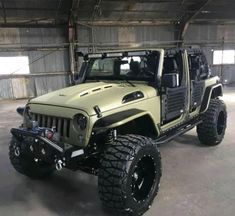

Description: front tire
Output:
[98,135,162,216]
[9,137,55,179]
[197,99,227,146]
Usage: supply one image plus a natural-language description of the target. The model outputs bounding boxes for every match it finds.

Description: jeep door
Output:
[160,49,189,131]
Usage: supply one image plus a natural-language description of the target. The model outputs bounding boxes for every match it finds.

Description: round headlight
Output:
[76,114,87,130]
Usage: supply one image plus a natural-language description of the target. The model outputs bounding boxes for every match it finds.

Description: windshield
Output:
[86,51,160,81]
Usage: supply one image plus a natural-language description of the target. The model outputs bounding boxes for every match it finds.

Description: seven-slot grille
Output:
[32,113,71,138]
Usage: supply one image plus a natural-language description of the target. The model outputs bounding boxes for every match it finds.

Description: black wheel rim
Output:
[131,156,156,202]
[217,111,225,135]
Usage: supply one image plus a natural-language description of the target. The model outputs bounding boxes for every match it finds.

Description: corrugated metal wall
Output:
[77,24,235,84]
[77,25,175,49]
[185,24,235,84]
[1,23,235,100]
[0,28,70,99]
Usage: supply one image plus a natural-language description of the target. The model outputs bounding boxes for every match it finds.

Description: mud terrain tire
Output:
[98,134,162,216]
[197,99,227,146]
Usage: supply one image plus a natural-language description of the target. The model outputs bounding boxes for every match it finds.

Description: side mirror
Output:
[162,73,179,88]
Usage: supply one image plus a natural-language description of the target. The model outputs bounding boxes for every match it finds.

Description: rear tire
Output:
[197,99,227,146]
[9,137,55,179]
[98,135,162,216]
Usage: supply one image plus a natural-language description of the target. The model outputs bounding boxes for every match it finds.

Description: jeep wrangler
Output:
[9,48,227,216]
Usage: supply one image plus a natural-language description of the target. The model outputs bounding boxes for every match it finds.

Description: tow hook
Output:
[14,146,20,157]
[55,159,64,171]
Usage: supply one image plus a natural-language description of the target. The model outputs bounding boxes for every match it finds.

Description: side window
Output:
[200,54,210,79]
[188,54,199,80]
[188,53,210,81]
[120,57,141,75]
[162,53,183,85]
[91,58,114,75]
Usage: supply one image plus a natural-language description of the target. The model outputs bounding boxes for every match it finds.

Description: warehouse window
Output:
[0,56,30,75]
[213,50,235,65]
[120,57,141,72]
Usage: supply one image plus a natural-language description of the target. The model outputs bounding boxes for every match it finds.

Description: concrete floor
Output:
[0,89,235,216]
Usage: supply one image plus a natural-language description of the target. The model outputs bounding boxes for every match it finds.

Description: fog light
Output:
[45,130,54,140]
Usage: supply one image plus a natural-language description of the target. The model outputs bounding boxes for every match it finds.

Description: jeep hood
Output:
[29,82,156,116]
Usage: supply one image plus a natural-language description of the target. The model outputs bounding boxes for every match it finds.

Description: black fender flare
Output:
[92,109,158,135]
[200,84,223,113]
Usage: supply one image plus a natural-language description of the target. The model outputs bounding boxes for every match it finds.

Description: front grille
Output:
[32,113,71,138]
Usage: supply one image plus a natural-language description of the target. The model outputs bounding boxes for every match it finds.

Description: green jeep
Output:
[9,48,227,216]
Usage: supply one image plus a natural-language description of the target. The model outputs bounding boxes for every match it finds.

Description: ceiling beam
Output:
[70,0,80,20]
[76,9,182,13]
[0,7,67,12]
[100,0,181,2]
[176,0,212,46]
[77,20,174,26]
[91,0,103,21]
[0,23,67,28]
[68,0,80,43]
[72,0,81,13]
[192,19,235,25]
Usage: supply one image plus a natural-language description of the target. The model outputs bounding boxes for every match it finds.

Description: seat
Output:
[128,61,141,77]
[163,56,184,85]
[163,57,178,75]
[189,56,200,81]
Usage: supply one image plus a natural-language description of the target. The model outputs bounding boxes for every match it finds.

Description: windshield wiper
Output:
[121,77,136,87]
[125,79,135,87]
[115,75,135,87]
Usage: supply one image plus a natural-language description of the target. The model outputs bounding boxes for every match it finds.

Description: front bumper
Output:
[11,127,64,153]
[11,127,85,170]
